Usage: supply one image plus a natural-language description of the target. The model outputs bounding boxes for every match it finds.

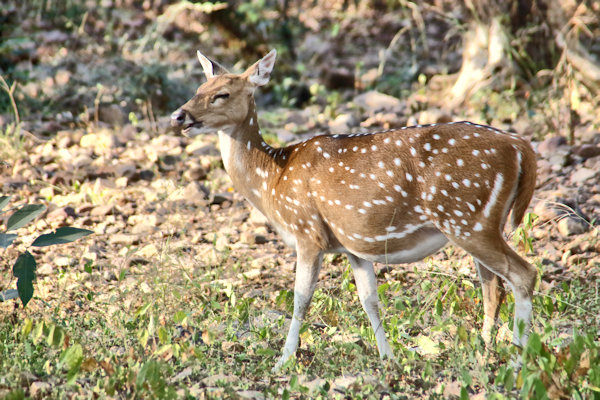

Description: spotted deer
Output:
[171,49,538,371]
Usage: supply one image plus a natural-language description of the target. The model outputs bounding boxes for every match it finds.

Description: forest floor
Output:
[0,2,599,399]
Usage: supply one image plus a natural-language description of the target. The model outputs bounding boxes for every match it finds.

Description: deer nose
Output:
[171,109,186,127]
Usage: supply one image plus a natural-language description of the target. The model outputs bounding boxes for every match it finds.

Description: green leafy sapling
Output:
[0,196,93,307]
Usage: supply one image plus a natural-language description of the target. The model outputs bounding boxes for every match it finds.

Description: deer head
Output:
[171,49,277,137]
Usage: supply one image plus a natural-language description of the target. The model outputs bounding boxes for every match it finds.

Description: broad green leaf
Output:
[61,343,83,371]
[414,334,440,355]
[136,360,161,390]
[31,227,93,247]
[13,251,36,307]
[16,278,34,308]
[0,196,10,212]
[0,233,17,248]
[6,204,46,231]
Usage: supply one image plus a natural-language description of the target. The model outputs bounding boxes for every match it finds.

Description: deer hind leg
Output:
[476,261,506,344]
[273,244,322,372]
[346,254,394,360]
[456,236,537,347]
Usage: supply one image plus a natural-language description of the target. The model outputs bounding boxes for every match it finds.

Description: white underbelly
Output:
[349,232,448,264]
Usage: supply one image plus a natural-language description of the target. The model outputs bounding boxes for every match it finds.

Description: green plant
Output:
[514,212,538,254]
[0,196,93,307]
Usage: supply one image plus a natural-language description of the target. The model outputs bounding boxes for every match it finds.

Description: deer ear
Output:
[246,49,277,86]
[197,50,215,80]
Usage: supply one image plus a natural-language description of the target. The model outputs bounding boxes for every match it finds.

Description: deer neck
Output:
[217,99,281,213]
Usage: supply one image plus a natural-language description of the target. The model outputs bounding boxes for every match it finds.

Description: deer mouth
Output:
[182,121,203,136]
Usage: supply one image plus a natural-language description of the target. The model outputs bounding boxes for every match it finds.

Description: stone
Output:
[30,381,51,398]
[537,136,567,157]
[328,113,355,135]
[185,141,219,156]
[570,167,598,184]
[248,208,268,227]
[201,373,238,386]
[353,91,404,114]
[533,201,562,222]
[573,144,600,159]
[557,217,588,237]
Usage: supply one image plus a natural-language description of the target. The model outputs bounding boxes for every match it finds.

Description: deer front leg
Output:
[476,261,506,344]
[347,254,394,360]
[273,245,322,372]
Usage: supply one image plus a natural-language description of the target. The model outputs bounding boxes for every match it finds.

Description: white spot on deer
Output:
[401,190,408,197]
[372,145,378,151]
[437,204,444,212]
[406,173,413,181]
[410,147,417,156]
[393,185,402,192]
[323,152,331,159]
[262,181,267,190]
[283,176,288,181]
[457,159,464,166]
[386,226,396,232]
[329,167,334,173]
[345,204,354,210]
[395,140,402,146]
[358,208,367,214]
[386,170,394,177]
[369,173,377,180]
[339,162,344,167]
[452,182,459,189]
[352,146,358,152]
[350,169,356,174]
[384,137,391,144]
[394,158,401,166]
[441,189,449,196]
[334,199,341,205]
[385,196,393,202]
[414,205,424,213]
[473,222,483,231]
[361,148,367,154]
[454,210,464,217]
[424,143,431,151]
[445,174,452,181]
[378,161,385,168]
[349,184,360,189]
[317,146,323,153]
[481,163,489,169]
[483,173,504,217]
[472,149,480,156]
[463,178,471,187]
[433,134,440,140]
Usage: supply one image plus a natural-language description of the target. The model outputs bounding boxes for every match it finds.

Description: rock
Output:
[323,67,355,89]
[570,167,599,184]
[110,233,140,245]
[37,263,53,276]
[90,205,113,217]
[537,135,567,157]
[98,104,126,126]
[328,113,356,135]
[54,256,75,267]
[572,144,600,159]
[248,208,268,227]
[80,130,118,154]
[185,140,219,156]
[72,154,93,168]
[183,164,208,181]
[237,390,265,400]
[533,201,562,222]
[30,381,51,398]
[211,192,233,205]
[353,91,404,114]
[416,109,453,125]
[201,373,238,386]
[557,217,588,237]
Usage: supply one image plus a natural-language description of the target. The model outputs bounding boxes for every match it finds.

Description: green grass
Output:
[0,249,598,399]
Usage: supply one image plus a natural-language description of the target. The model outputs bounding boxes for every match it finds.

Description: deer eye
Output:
[211,93,230,103]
